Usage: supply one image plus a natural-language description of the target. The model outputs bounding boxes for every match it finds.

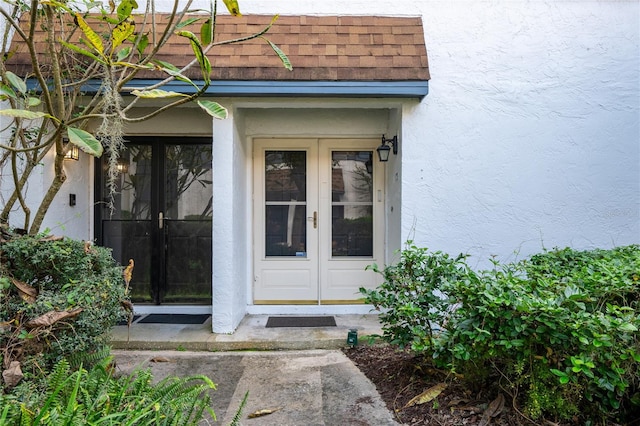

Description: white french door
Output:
[253,138,383,304]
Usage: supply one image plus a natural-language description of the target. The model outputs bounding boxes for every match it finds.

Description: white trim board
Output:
[246,305,376,316]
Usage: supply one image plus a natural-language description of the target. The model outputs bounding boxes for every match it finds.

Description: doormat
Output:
[138,314,211,325]
[266,316,337,328]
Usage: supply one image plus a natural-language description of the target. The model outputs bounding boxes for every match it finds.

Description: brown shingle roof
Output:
[6,14,429,82]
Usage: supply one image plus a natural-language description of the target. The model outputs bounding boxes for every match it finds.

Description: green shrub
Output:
[362,244,640,424]
[0,356,217,425]
[361,242,476,352]
[0,235,129,389]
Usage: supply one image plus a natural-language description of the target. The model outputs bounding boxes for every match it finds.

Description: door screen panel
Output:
[98,140,212,305]
[102,221,153,302]
[102,145,153,302]
[163,144,213,303]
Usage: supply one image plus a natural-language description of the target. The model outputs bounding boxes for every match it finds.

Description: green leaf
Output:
[619,322,638,332]
[176,30,211,84]
[134,33,149,56]
[75,13,104,55]
[131,89,189,99]
[176,17,201,29]
[153,59,181,72]
[112,20,135,50]
[116,46,132,62]
[59,40,105,64]
[151,60,197,87]
[261,37,292,71]
[5,71,27,94]
[201,19,212,45]
[222,0,241,16]
[67,127,103,157]
[117,0,137,22]
[0,109,52,120]
[0,84,17,99]
[197,100,228,119]
[27,97,41,107]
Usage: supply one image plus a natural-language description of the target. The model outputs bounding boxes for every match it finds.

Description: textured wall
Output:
[218,0,639,266]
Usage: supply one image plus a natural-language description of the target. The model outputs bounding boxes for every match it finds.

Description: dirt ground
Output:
[343,344,555,426]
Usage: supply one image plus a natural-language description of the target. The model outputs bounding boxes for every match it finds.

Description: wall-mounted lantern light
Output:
[377,135,398,162]
[63,138,79,161]
[116,158,129,174]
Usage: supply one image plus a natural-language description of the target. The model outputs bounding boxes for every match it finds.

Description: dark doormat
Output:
[138,314,211,325]
[266,316,337,328]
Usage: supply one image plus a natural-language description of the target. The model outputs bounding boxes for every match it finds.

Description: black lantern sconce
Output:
[377,135,398,162]
[63,138,79,161]
[116,158,129,174]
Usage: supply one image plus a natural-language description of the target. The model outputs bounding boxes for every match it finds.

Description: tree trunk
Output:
[28,153,66,235]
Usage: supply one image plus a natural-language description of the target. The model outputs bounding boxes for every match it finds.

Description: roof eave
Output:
[82,79,430,99]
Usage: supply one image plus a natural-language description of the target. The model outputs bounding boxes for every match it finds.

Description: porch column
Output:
[211,109,242,333]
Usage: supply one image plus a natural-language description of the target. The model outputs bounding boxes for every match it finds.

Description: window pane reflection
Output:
[108,145,152,220]
[265,151,307,257]
[165,144,213,220]
[331,151,373,257]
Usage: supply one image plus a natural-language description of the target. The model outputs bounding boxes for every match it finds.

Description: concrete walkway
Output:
[110,315,400,425]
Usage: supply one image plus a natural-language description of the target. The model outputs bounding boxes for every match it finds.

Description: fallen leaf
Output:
[400,383,447,410]
[11,278,37,303]
[2,361,23,388]
[123,259,134,292]
[25,308,83,328]
[478,393,505,426]
[248,407,282,418]
[150,356,171,363]
[83,240,95,254]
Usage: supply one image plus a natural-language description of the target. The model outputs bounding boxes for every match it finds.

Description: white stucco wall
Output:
[218,0,639,268]
[5,0,637,262]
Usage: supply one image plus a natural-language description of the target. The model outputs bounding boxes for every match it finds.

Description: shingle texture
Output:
[6,14,429,82]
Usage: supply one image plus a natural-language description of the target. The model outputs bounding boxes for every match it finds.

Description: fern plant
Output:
[1,356,218,425]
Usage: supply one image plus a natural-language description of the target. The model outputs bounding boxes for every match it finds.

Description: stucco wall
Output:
[219,0,639,267]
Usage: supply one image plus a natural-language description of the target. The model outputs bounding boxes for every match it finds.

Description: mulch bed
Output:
[343,344,538,426]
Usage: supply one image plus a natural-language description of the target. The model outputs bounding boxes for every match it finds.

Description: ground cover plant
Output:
[0,228,222,424]
[359,243,640,425]
[0,231,130,387]
[0,356,217,425]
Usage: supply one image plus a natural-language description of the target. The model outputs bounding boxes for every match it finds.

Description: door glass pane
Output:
[265,151,307,257]
[164,144,213,303]
[102,145,153,302]
[165,145,213,220]
[115,145,152,220]
[331,151,373,257]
